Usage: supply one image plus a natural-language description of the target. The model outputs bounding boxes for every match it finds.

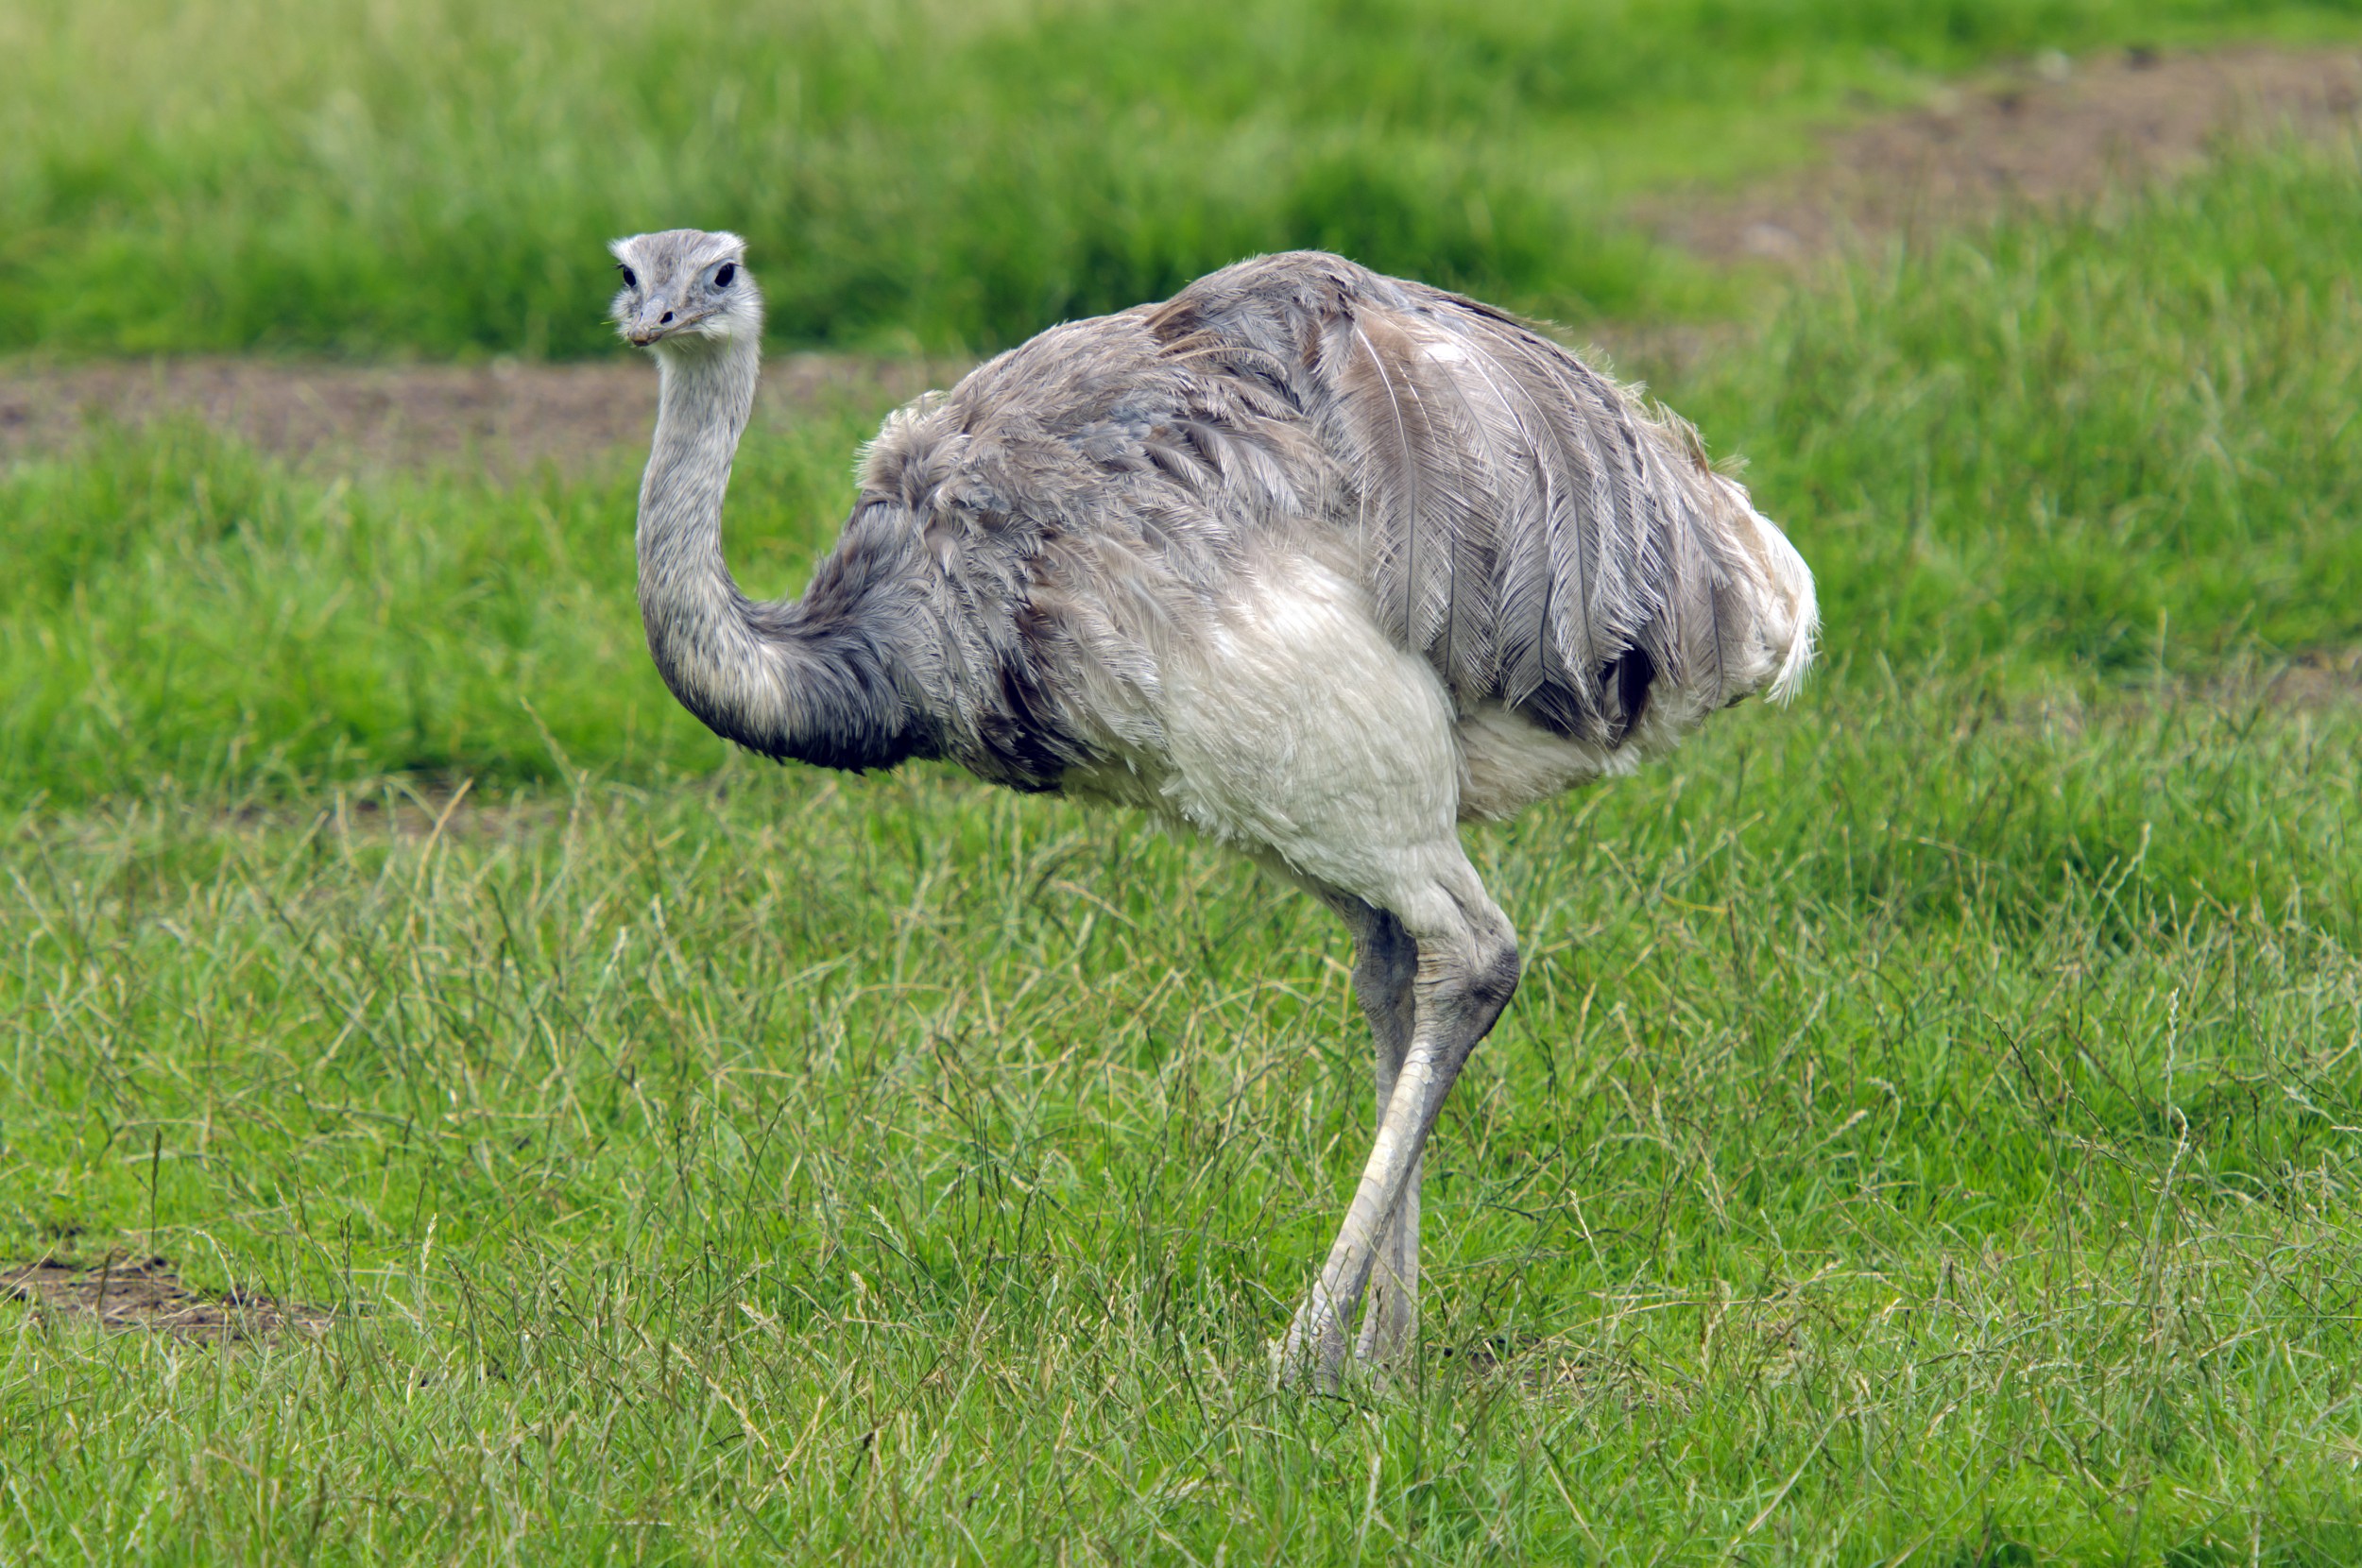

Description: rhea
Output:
[614,229,1816,1387]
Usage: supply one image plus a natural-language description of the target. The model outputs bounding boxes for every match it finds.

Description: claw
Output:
[1274,1295,1352,1390]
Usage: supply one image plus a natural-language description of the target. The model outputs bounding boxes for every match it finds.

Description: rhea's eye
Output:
[618,264,638,289]
[713,262,736,289]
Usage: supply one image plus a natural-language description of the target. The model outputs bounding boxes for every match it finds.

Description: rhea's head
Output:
[609,230,762,350]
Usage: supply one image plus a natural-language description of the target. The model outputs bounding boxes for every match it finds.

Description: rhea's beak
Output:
[625,299,679,346]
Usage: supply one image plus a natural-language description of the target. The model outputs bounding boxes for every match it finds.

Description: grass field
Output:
[7,5,2362,1562]
[7,0,2362,356]
[7,665,2361,1562]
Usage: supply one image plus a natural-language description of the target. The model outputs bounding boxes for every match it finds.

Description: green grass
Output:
[6,72,2362,1568]
[7,138,2359,805]
[5,679,2360,1561]
[6,0,2362,356]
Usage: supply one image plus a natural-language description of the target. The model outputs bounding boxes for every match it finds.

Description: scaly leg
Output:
[1305,890,1424,1370]
[1346,904,1422,1369]
[1280,861,1519,1389]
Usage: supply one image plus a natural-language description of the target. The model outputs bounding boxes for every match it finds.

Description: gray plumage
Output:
[613,230,1817,1386]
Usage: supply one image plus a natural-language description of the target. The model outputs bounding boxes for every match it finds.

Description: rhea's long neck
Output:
[635,331,918,771]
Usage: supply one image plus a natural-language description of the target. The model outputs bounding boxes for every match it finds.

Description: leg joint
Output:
[1469,935,1521,1013]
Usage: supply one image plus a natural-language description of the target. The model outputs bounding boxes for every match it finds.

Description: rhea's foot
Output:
[1273,1290,1355,1391]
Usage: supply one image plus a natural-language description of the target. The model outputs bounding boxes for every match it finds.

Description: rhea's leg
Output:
[1305,889,1424,1370]
[1280,861,1519,1388]
[1152,550,1495,1387]
[1347,907,1422,1369]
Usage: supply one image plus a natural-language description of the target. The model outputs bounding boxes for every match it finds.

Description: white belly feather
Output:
[1066,494,1815,850]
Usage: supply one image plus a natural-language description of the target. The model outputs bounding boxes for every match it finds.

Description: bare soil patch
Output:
[2231,645,2362,713]
[0,352,963,475]
[1653,43,2362,264]
[3,1253,333,1343]
[1,45,2354,471]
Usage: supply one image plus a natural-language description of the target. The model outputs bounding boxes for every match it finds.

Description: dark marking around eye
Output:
[618,264,638,289]
[714,263,736,289]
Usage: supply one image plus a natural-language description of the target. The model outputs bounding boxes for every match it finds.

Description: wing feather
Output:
[1426,319,1601,727]
[1142,252,1785,743]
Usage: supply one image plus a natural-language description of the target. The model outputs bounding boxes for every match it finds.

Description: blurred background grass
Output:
[4,0,2360,356]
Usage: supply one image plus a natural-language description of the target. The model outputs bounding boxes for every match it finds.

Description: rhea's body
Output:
[637,249,1811,843]
[618,231,1815,1385]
